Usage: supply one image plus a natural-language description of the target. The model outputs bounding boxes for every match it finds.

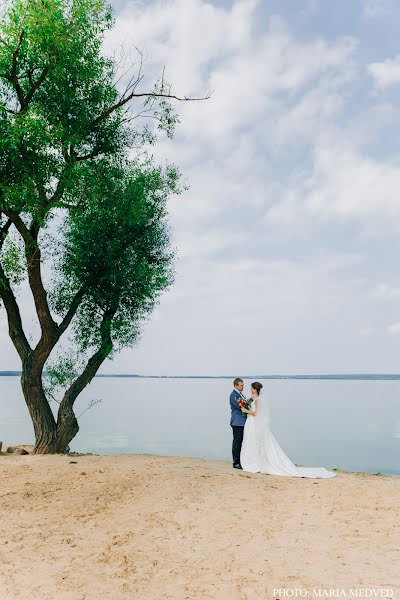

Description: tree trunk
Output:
[56,403,79,453]
[20,357,68,454]
[15,308,114,454]
[54,310,115,452]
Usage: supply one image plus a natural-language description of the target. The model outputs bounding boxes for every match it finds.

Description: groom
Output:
[230,377,247,470]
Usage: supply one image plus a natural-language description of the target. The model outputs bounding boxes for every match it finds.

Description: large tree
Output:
[0,0,209,453]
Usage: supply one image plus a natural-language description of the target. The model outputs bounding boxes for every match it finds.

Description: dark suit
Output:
[230,389,247,465]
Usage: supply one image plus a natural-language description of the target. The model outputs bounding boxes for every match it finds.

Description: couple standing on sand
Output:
[229,377,336,478]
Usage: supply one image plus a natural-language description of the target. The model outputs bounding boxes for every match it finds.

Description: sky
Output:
[2,0,400,375]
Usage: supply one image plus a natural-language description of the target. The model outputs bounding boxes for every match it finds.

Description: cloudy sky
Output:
[3,0,400,375]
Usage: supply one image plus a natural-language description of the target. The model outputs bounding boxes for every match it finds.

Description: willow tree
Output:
[0,0,209,453]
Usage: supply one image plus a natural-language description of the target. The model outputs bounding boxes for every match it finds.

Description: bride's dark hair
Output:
[251,381,263,395]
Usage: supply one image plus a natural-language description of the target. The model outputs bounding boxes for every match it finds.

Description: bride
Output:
[240,382,336,478]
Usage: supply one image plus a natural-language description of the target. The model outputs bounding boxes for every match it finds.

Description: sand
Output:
[0,446,399,600]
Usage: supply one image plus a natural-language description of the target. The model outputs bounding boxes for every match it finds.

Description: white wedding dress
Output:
[240,391,336,478]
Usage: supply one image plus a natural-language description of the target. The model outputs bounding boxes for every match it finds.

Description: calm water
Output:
[1,376,399,476]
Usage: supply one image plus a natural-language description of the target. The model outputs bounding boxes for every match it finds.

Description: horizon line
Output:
[1,371,400,380]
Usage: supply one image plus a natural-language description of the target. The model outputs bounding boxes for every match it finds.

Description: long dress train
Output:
[240,394,336,479]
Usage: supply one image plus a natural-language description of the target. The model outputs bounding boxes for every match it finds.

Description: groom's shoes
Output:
[233,463,243,470]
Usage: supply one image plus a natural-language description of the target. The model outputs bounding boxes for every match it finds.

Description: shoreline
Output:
[1,443,398,479]
[1,449,399,598]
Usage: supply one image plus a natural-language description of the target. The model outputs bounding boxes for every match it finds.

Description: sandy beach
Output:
[0,446,399,600]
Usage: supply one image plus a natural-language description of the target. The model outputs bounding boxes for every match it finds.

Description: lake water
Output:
[1,376,399,476]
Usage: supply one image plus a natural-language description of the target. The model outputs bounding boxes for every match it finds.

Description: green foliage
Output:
[0,0,186,381]
[51,155,184,352]
[0,0,122,217]
[144,73,181,139]
[0,0,180,215]
[44,350,81,400]
[0,236,24,286]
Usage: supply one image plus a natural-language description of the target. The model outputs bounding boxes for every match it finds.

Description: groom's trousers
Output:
[231,425,244,465]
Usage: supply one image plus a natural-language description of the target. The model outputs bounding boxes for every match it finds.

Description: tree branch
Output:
[57,286,85,335]
[1,208,57,336]
[2,15,75,112]
[0,37,12,50]
[46,154,75,206]
[24,64,50,106]
[75,147,104,162]
[91,89,212,128]
[1,208,32,244]
[0,217,12,250]
[58,309,115,412]
[26,231,58,337]
[8,29,26,109]
[0,263,31,360]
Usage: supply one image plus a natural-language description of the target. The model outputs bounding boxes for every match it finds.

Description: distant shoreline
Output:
[2,371,400,380]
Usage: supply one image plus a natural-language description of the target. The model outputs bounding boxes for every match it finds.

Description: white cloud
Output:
[105,1,400,245]
[105,2,358,152]
[289,141,400,227]
[374,283,400,298]
[362,0,392,19]
[262,137,400,241]
[113,248,374,375]
[359,327,376,336]
[3,0,400,375]
[387,322,400,334]
[104,0,363,244]
[368,54,400,89]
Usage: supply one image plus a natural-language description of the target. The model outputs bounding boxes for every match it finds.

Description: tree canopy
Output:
[0,0,208,453]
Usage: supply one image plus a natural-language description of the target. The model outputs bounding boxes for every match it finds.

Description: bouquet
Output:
[238,396,253,412]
